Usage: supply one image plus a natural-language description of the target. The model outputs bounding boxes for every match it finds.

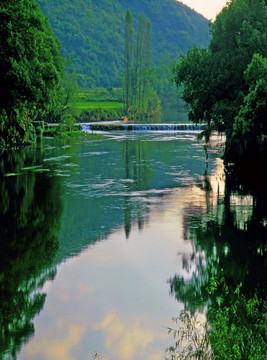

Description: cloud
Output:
[25,322,86,360]
[93,313,154,360]
[147,355,163,360]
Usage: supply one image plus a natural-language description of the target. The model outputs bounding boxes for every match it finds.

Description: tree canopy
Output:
[233,53,267,139]
[0,0,64,148]
[173,0,267,151]
[123,10,161,118]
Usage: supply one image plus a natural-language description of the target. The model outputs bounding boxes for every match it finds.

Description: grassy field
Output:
[70,88,125,117]
[72,101,124,112]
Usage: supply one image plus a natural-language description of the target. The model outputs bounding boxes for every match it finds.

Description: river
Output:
[0,129,266,359]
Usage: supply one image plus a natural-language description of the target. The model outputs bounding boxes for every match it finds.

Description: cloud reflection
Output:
[25,322,86,360]
[93,313,154,359]
[19,155,226,360]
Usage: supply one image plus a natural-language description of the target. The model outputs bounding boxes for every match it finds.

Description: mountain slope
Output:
[36,0,210,87]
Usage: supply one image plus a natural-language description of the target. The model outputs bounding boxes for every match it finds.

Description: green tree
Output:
[173,0,267,153]
[208,0,267,135]
[233,54,267,139]
[173,46,214,127]
[0,0,64,148]
[43,72,80,125]
[134,14,151,112]
[123,11,160,118]
[124,9,133,113]
[166,278,267,360]
[155,53,180,109]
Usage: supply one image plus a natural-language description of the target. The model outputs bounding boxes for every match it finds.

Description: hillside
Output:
[36,0,210,88]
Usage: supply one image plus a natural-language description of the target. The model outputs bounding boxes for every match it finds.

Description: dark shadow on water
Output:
[0,146,63,359]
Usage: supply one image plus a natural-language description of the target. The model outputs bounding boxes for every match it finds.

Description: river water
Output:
[0,129,266,360]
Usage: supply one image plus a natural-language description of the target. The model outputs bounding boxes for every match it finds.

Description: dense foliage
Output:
[233,53,267,139]
[36,0,210,88]
[173,0,267,163]
[0,0,64,148]
[166,277,267,359]
[208,286,266,359]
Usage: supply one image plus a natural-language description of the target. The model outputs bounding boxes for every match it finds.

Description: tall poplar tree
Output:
[135,14,146,110]
[143,18,151,102]
[133,14,152,111]
[123,11,160,118]
[124,9,133,113]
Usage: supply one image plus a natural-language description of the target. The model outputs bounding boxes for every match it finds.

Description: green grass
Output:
[43,127,104,140]
[43,128,82,137]
[71,101,124,111]
[75,88,123,102]
[69,88,125,119]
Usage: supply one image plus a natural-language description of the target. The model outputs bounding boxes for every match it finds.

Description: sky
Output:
[178,0,229,20]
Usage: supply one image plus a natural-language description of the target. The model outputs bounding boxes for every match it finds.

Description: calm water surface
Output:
[0,130,265,360]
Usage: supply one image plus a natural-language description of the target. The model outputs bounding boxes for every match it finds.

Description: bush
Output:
[166,275,267,359]
[76,108,118,122]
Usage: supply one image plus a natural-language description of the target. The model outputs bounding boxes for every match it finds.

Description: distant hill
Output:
[36,0,210,87]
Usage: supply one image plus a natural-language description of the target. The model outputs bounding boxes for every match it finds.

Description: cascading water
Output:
[80,122,206,133]
[123,123,206,131]
[81,124,91,132]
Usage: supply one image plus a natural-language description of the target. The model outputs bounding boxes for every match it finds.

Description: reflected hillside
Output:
[0,146,63,359]
[169,160,267,312]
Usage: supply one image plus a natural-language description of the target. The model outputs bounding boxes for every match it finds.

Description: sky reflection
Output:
[9,133,226,360]
[18,158,224,360]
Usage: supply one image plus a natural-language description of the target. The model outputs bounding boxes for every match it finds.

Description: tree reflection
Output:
[169,168,267,312]
[122,139,153,238]
[0,146,62,359]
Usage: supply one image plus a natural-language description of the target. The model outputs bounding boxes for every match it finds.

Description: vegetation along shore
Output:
[0,0,266,358]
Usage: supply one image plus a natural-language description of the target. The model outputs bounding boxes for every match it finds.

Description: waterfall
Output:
[79,122,206,132]
[123,123,205,131]
[81,124,91,132]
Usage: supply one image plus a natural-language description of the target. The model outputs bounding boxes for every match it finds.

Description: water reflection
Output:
[170,161,267,312]
[56,133,207,263]
[123,139,155,238]
[2,132,264,359]
[14,134,222,360]
[0,145,63,358]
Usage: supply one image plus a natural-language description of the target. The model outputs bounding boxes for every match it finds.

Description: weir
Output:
[80,122,206,132]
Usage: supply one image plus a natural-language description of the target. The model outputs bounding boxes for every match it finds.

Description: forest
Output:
[0,0,210,148]
[35,0,210,88]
